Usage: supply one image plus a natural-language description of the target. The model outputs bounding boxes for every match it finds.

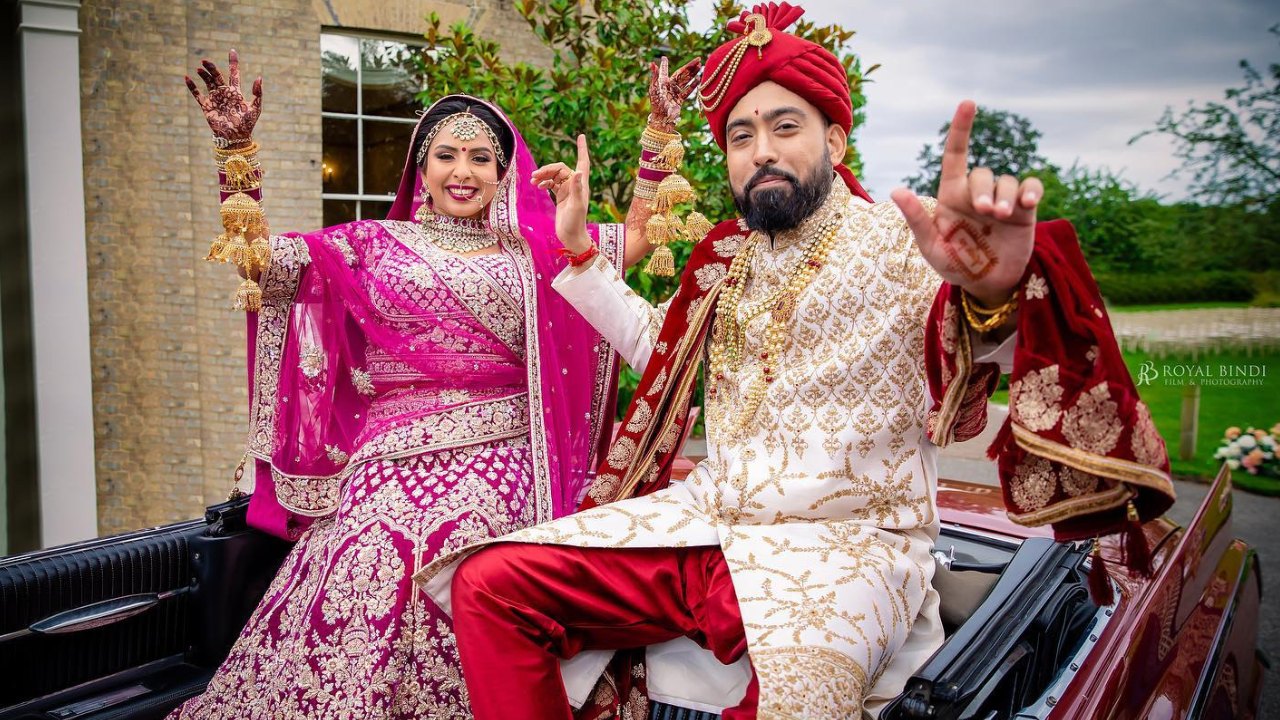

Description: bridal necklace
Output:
[418,211,497,254]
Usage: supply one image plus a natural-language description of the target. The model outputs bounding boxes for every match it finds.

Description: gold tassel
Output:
[220,192,262,225]
[654,174,696,213]
[206,234,229,262]
[666,213,687,241]
[646,213,672,246]
[646,244,675,277]
[250,237,271,269]
[657,139,685,170]
[684,211,714,241]
[235,277,263,312]
[223,236,250,267]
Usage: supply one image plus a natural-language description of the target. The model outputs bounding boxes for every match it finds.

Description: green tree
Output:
[904,106,1054,195]
[412,0,873,305]
[1132,24,1280,208]
[410,0,874,421]
[1036,163,1166,273]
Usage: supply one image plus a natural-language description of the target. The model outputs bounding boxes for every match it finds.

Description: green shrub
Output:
[1096,271,1257,305]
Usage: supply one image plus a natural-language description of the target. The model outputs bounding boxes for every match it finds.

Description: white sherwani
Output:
[420,185,1012,717]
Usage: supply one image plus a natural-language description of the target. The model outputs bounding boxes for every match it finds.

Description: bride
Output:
[168,51,697,718]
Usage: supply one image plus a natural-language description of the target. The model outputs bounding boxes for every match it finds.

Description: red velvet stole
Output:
[578,219,746,509]
[927,220,1175,545]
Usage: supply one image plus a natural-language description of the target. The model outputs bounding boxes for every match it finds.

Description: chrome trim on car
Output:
[1014,580,1118,719]
[938,521,1022,550]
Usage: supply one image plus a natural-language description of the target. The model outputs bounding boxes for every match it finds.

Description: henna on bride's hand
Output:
[186,55,261,140]
[940,218,997,282]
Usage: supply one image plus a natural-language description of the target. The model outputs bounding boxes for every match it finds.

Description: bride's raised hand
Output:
[185,49,262,142]
[533,134,594,255]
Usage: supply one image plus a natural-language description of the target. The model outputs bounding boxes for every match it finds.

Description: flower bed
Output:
[1213,424,1280,495]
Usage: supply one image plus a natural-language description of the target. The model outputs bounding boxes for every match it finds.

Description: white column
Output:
[18,0,98,547]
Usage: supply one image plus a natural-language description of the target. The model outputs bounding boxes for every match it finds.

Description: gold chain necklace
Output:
[708,213,844,438]
[419,212,496,254]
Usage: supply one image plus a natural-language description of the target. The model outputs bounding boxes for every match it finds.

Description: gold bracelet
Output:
[634,177,660,200]
[639,158,676,173]
[213,135,254,150]
[961,290,1018,332]
[642,125,680,146]
[213,140,260,158]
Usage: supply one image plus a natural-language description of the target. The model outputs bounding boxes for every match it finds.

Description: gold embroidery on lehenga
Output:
[351,394,531,464]
[326,444,350,465]
[175,439,535,720]
[351,367,377,397]
[247,236,308,456]
[403,263,437,288]
[299,343,324,380]
[326,229,359,267]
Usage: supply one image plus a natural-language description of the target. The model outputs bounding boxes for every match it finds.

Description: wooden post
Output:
[1179,384,1201,462]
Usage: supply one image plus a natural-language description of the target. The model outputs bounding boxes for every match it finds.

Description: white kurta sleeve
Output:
[970,329,1017,374]
[552,255,669,373]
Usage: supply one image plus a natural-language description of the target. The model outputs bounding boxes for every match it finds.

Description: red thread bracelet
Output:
[559,244,599,267]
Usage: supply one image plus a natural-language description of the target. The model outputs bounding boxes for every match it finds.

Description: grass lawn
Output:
[990,349,1279,480]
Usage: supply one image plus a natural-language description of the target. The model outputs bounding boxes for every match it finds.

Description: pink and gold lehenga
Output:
[169,96,622,719]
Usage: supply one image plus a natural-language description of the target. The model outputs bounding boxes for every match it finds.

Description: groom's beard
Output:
[733,152,835,236]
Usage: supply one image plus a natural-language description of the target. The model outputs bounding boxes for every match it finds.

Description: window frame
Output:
[320,28,425,222]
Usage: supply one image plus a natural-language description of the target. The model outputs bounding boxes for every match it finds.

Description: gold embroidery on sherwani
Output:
[1061,466,1100,497]
[1025,273,1049,300]
[649,367,669,396]
[607,437,638,468]
[1010,364,1064,432]
[626,399,653,433]
[695,262,729,291]
[414,190,947,715]
[587,473,621,505]
[1011,455,1056,511]
[1061,381,1122,455]
[1131,401,1165,467]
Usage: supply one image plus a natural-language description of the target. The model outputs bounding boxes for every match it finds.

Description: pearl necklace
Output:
[419,212,497,254]
[708,212,844,439]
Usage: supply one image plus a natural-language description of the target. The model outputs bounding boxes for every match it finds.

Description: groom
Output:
[423,3,1176,717]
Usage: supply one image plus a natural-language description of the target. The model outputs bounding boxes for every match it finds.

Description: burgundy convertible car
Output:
[0,463,1263,719]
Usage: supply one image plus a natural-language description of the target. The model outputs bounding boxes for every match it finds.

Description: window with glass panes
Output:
[321,31,424,227]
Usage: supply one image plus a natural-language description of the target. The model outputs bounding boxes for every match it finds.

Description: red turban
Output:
[699,2,871,199]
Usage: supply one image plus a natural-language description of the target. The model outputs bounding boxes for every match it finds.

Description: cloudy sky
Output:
[691,0,1277,201]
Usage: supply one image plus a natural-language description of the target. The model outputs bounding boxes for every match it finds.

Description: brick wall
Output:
[79,0,548,535]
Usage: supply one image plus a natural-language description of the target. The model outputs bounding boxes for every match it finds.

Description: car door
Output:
[0,497,289,720]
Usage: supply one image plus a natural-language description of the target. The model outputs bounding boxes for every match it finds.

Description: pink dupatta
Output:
[243,95,623,539]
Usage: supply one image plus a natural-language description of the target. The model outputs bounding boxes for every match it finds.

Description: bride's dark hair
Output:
[412,98,515,174]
